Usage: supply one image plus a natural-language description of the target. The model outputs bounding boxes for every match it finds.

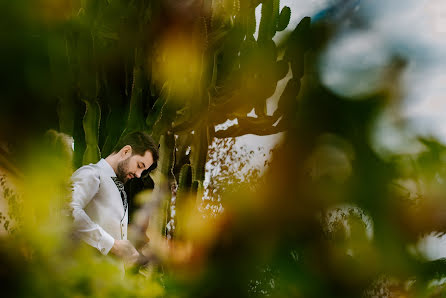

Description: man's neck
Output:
[105,155,119,175]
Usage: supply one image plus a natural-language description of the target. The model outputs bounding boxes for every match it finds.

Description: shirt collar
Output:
[97,159,116,177]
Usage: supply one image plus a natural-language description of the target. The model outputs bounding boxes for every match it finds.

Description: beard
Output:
[116,157,131,183]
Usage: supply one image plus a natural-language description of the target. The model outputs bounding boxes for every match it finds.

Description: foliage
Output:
[202,136,271,216]
[4,0,446,297]
[0,175,23,234]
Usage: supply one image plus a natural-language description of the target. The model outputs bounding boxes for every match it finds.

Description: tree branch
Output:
[214,115,286,138]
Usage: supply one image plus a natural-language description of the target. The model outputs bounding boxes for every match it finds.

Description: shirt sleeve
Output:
[70,166,115,255]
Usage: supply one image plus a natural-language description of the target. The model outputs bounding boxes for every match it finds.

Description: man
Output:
[70,131,158,265]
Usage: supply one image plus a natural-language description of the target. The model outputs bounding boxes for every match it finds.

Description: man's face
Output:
[116,150,154,183]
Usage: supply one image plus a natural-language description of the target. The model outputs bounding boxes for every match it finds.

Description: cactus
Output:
[175,164,192,239]
[274,78,301,118]
[193,180,205,207]
[100,98,126,157]
[258,0,279,43]
[146,84,173,144]
[158,133,176,182]
[277,6,291,31]
[57,95,76,138]
[190,125,209,184]
[122,49,147,136]
[177,164,193,200]
[156,133,176,236]
[52,0,310,243]
[81,99,101,165]
[285,16,312,78]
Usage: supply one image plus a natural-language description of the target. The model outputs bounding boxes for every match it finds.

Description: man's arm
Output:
[70,166,115,255]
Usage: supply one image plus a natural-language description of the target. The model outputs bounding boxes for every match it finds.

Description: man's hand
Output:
[110,240,140,265]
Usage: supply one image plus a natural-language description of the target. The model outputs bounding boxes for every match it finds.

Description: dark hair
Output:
[113,131,159,171]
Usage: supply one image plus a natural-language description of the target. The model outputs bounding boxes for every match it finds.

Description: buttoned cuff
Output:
[98,232,115,255]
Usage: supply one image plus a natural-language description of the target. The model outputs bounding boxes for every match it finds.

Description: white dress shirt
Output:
[70,159,128,255]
